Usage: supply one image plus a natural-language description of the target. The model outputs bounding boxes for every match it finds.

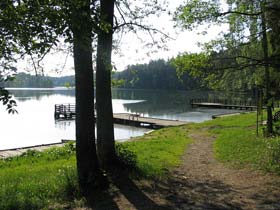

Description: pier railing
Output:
[54,104,76,119]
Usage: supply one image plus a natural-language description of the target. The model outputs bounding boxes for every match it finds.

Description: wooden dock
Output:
[54,104,187,129]
[113,113,187,129]
[190,98,256,111]
[0,141,70,159]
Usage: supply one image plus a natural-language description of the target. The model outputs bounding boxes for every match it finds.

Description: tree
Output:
[1,0,170,181]
[96,0,116,168]
[0,0,103,191]
[174,0,280,135]
[70,0,102,190]
[95,0,169,169]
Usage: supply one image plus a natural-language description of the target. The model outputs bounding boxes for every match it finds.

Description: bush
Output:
[115,143,137,170]
[263,137,280,173]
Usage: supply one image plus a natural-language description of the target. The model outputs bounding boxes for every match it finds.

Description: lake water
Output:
[0,88,244,150]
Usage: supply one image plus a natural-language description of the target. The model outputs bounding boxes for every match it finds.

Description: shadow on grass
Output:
[84,169,252,210]
[153,174,245,210]
[111,172,168,210]
[85,169,167,210]
[85,174,280,210]
[86,189,120,210]
[250,181,280,210]
[83,160,280,209]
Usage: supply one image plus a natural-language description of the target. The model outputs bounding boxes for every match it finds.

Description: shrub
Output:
[115,143,137,170]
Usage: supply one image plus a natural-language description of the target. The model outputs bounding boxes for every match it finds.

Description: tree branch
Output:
[216,10,262,17]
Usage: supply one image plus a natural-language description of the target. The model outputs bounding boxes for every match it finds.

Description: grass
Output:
[2,112,280,209]
[0,144,78,210]
[0,126,191,209]
[193,112,280,173]
[117,126,192,178]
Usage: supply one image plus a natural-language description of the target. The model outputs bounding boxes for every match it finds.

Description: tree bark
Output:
[71,0,101,191]
[96,0,116,168]
[261,1,273,135]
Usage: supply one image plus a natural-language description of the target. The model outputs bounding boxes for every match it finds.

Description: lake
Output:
[0,88,245,150]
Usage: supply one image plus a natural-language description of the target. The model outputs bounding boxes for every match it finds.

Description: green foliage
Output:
[0,87,17,114]
[2,72,76,88]
[4,72,54,88]
[113,59,201,90]
[175,0,222,30]
[51,75,75,87]
[171,52,210,88]
[58,166,81,200]
[111,78,125,88]
[264,137,280,172]
[174,0,280,93]
[115,143,137,169]
[0,73,17,113]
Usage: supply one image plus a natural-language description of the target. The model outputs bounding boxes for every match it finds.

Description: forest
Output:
[2,72,75,88]
[3,59,201,90]
[113,59,201,90]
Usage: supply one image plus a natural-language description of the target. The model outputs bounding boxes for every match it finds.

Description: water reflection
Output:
[55,120,73,131]
[115,89,253,117]
[8,88,75,101]
[54,120,150,142]
[0,88,253,150]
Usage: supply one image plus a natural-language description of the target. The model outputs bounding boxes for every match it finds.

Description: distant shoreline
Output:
[6,87,74,90]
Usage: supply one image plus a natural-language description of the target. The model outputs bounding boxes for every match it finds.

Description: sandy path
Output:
[162,131,280,210]
[84,131,280,210]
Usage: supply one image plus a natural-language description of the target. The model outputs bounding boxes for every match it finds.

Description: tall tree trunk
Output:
[71,0,101,191]
[96,0,116,168]
[261,1,273,135]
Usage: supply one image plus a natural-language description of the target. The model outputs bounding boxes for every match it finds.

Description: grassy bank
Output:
[1,113,280,209]
[196,112,280,173]
[118,126,192,178]
[0,144,78,209]
[0,126,191,210]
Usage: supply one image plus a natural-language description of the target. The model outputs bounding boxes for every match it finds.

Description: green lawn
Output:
[0,126,191,209]
[1,112,280,209]
[0,145,78,210]
[117,126,192,178]
[196,112,280,173]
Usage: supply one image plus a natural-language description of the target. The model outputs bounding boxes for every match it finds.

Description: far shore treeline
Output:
[2,59,202,90]
[2,73,75,88]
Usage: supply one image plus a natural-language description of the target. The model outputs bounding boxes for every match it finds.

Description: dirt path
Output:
[85,131,280,210]
[162,131,280,210]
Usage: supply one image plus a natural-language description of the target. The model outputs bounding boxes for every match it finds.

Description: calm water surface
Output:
[0,88,244,150]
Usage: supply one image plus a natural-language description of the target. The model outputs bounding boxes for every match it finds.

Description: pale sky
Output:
[19,0,227,76]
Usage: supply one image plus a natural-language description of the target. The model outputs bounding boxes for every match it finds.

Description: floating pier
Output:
[113,113,187,129]
[54,104,188,129]
[190,98,256,111]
